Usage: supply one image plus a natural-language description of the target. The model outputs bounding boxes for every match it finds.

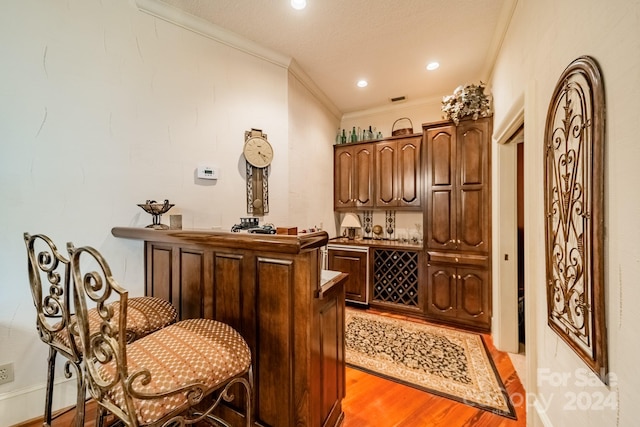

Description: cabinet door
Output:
[334,144,374,210]
[353,144,374,208]
[375,137,422,209]
[456,266,490,328]
[328,249,367,304]
[375,141,397,208]
[425,125,457,250]
[397,136,421,207]
[456,119,491,253]
[312,279,346,427]
[426,263,490,330]
[425,263,457,320]
[334,146,355,209]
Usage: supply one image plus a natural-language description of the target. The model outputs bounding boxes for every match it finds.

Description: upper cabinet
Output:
[375,136,422,209]
[334,134,422,211]
[424,118,491,253]
[334,143,375,210]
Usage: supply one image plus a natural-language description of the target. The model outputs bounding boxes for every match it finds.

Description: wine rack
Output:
[372,249,419,307]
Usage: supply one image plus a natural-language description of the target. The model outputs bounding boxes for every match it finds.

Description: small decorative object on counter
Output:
[137,199,174,229]
[169,214,182,230]
[231,217,259,232]
[441,81,492,125]
[341,213,361,240]
[276,227,298,235]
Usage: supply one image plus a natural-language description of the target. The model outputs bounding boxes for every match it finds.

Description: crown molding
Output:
[135,0,291,68]
[288,59,342,120]
[135,0,343,120]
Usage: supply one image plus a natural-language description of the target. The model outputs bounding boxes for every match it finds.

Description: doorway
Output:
[515,128,525,348]
[493,108,524,355]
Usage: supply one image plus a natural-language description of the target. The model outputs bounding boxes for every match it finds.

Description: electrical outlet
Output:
[0,363,14,385]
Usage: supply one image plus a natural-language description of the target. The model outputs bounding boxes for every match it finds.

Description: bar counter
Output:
[112,227,347,427]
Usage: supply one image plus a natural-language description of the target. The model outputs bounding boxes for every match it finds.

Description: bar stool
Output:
[68,242,253,427]
[24,232,178,427]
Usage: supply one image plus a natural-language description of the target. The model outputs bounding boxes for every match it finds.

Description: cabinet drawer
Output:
[327,246,369,304]
[427,251,488,267]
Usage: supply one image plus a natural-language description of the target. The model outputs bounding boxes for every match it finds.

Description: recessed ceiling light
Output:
[357,80,368,88]
[426,62,440,71]
[291,0,306,10]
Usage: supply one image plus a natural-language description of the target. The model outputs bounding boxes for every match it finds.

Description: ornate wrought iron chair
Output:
[24,233,178,427]
[67,242,253,427]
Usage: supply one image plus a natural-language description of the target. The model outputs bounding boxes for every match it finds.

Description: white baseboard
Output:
[532,396,555,427]
[0,378,77,426]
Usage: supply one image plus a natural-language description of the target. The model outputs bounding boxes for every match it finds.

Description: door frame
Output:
[491,93,524,354]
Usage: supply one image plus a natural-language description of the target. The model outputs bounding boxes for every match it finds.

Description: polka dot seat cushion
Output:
[96,318,252,425]
[54,296,177,349]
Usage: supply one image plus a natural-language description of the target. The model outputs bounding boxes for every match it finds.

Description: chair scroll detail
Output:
[24,232,178,427]
[24,233,84,427]
[68,242,253,427]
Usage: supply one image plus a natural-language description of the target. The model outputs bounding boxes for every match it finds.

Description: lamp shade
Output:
[340,213,362,229]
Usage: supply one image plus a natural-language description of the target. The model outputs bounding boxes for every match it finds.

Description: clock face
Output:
[243,136,274,168]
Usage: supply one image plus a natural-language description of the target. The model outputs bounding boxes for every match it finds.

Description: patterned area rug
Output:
[345,309,516,419]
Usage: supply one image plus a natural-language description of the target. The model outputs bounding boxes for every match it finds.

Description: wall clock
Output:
[244,128,273,215]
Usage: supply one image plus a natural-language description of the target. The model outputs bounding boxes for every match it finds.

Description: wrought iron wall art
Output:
[544,56,607,382]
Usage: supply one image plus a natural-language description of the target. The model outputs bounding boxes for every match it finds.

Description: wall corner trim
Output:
[494,92,524,145]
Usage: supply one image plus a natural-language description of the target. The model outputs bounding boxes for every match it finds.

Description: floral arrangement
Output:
[441,82,492,124]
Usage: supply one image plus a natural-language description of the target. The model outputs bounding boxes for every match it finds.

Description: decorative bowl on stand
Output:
[137,200,174,229]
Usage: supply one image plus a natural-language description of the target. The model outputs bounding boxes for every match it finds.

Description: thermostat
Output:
[197,165,219,180]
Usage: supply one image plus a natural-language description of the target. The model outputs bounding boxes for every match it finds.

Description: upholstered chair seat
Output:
[53,296,178,349]
[98,318,252,425]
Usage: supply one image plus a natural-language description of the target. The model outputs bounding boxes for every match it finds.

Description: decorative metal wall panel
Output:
[544,56,607,382]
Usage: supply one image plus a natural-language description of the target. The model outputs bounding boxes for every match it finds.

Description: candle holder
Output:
[137,199,175,229]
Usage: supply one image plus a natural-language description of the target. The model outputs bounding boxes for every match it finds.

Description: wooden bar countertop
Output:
[328,236,423,250]
[112,226,328,254]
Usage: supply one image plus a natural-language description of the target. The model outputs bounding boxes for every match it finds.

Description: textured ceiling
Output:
[155,0,514,114]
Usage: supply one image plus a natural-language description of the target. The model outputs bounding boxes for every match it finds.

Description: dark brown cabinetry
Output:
[327,246,368,304]
[423,117,492,331]
[375,136,422,209]
[113,228,346,427]
[334,143,374,210]
[425,254,490,328]
[333,134,422,211]
[425,119,490,253]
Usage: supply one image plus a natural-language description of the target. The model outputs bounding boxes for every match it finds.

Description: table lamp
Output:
[341,213,362,240]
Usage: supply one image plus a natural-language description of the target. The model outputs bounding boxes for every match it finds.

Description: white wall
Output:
[491,0,640,425]
[0,1,334,424]
[287,71,340,234]
[340,97,444,141]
